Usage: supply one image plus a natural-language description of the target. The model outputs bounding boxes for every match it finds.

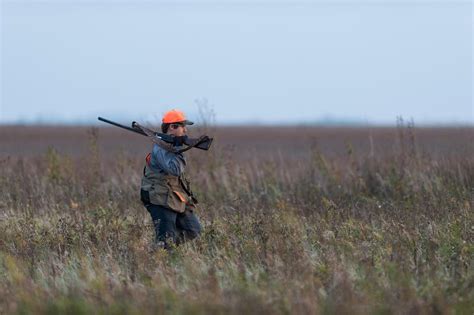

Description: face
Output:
[168,123,187,137]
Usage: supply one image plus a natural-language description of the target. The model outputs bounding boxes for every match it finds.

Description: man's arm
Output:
[150,143,186,176]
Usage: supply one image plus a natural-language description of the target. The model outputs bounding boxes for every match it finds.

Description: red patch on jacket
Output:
[145,153,151,166]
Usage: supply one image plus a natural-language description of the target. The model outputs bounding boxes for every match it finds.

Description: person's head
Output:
[161,109,194,137]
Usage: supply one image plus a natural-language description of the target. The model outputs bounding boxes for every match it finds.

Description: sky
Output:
[1,0,472,125]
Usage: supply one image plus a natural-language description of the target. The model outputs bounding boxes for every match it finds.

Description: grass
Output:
[0,122,473,314]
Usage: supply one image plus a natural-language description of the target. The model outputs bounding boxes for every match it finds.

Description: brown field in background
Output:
[1,125,473,159]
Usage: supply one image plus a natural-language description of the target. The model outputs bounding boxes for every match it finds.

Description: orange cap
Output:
[162,109,194,125]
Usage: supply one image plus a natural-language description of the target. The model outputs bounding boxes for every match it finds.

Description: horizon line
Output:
[1,120,473,128]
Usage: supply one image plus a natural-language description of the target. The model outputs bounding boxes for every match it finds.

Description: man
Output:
[140,109,202,249]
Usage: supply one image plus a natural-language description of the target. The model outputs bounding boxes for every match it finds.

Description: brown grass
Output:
[0,123,473,314]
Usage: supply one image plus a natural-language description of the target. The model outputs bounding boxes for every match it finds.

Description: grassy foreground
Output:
[0,126,473,314]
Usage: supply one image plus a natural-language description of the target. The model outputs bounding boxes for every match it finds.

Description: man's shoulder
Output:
[152,140,177,154]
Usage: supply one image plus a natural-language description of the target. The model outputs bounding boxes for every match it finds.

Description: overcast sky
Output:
[1,0,472,125]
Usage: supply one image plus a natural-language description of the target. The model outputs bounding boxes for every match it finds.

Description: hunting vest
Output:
[140,154,197,213]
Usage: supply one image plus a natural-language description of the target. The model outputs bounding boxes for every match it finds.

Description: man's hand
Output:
[173,135,189,146]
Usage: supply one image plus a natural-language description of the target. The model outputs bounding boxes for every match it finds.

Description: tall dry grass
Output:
[0,122,473,314]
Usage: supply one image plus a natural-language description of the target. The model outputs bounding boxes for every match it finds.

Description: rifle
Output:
[98,117,213,153]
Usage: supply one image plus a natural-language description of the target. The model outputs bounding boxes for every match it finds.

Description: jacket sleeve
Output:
[150,144,186,176]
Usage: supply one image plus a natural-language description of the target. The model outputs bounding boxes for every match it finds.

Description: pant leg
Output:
[175,210,202,244]
[146,204,178,248]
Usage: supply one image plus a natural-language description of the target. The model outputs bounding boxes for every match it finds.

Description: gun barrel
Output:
[98,117,147,136]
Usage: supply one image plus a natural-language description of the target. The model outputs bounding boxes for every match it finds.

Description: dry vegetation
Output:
[0,120,473,314]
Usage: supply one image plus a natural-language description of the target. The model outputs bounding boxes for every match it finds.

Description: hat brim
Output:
[167,120,194,125]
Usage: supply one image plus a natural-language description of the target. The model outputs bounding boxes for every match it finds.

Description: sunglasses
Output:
[171,123,186,129]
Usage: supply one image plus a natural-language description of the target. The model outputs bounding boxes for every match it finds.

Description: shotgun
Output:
[98,117,213,152]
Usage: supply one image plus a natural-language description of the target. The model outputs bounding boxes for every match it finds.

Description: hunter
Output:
[140,109,201,249]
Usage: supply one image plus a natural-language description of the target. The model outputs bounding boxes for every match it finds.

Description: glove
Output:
[173,135,189,146]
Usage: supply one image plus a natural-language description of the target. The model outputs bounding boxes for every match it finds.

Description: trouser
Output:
[145,204,202,249]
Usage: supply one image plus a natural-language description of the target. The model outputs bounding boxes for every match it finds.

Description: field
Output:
[0,121,473,314]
